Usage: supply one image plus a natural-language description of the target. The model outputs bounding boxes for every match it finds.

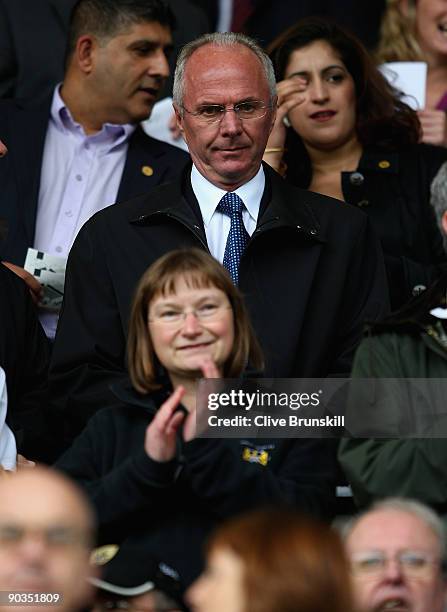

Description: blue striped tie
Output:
[217,192,249,285]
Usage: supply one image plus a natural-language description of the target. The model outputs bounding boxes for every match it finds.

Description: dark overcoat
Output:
[50,163,388,446]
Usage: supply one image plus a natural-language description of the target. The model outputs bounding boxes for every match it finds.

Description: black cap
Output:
[89,541,186,609]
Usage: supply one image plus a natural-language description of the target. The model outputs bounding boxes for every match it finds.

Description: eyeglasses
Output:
[0,524,92,549]
[181,100,272,124]
[350,550,441,579]
[148,302,232,327]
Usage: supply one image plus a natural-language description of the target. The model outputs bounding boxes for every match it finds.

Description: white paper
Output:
[142,97,189,152]
[430,307,447,319]
[379,61,427,110]
[24,248,66,312]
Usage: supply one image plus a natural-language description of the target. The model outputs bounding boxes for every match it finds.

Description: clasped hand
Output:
[144,358,221,463]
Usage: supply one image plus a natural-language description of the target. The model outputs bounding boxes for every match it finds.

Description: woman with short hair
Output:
[57,248,336,587]
[188,508,355,612]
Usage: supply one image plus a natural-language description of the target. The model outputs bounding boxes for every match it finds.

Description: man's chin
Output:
[373,598,411,612]
[213,159,259,187]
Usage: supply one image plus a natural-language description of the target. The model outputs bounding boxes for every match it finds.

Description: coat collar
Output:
[128,162,325,244]
[109,378,171,412]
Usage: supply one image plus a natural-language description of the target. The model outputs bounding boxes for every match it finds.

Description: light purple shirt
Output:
[34,85,136,338]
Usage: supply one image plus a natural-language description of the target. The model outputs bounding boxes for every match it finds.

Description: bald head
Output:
[0,467,96,612]
[344,503,446,612]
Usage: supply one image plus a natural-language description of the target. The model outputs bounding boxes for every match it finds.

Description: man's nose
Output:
[148,49,170,80]
[219,108,243,136]
[382,558,404,583]
[17,534,48,563]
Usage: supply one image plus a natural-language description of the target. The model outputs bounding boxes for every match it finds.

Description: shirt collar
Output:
[50,84,136,149]
[191,164,265,227]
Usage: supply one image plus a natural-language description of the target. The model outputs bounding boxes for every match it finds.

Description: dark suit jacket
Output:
[50,163,389,447]
[0,264,52,460]
[0,0,76,101]
[245,0,386,50]
[0,95,190,265]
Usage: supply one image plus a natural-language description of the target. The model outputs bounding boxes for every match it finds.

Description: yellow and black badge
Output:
[90,544,119,566]
[378,160,391,169]
[242,447,269,466]
[142,165,154,177]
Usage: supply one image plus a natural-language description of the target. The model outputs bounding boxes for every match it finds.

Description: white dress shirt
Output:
[35,85,136,258]
[34,85,136,338]
[190,164,264,262]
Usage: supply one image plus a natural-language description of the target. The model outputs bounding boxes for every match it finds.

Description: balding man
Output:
[343,498,447,612]
[50,30,387,447]
[0,467,96,612]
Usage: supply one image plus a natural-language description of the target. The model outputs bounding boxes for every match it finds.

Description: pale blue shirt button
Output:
[65,210,73,217]
[76,174,82,181]
[55,246,63,253]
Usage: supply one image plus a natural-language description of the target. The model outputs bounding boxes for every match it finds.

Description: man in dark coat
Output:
[50,31,388,447]
[0,0,189,339]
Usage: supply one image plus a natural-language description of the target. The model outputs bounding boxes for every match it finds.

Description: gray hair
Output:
[430,161,447,253]
[172,32,277,112]
[340,497,447,564]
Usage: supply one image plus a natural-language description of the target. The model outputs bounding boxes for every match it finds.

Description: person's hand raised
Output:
[264,77,307,172]
[144,386,187,463]
[182,357,221,443]
[144,358,221,462]
[417,109,447,146]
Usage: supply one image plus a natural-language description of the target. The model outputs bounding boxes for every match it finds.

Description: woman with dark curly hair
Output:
[264,17,447,309]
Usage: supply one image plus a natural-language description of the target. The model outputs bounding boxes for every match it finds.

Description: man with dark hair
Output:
[0,0,189,339]
[50,32,387,448]
[0,0,210,101]
[65,0,175,68]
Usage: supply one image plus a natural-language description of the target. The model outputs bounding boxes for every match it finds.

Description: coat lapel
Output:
[9,98,51,247]
[117,127,176,202]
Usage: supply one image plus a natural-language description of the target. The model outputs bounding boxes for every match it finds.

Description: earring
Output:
[283,115,291,128]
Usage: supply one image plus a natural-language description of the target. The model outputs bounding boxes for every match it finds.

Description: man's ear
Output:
[441,210,447,238]
[173,103,185,136]
[269,95,278,134]
[75,35,96,74]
